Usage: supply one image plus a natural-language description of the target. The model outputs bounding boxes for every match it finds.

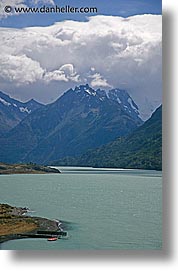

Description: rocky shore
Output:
[0,204,61,244]
[0,163,60,175]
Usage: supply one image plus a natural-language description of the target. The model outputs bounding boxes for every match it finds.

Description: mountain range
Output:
[0,91,43,135]
[0,84,143,164]
[54,105,162,170]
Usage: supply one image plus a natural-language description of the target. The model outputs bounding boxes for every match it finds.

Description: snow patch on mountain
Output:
[19,107,31,114]
[128,98,139,114]
[0,95,34,114]
[0,97,11,106]
[71,84,142,122]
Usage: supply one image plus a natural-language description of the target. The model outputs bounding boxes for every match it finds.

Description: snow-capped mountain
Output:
[0,91,43,135]
[0,84,142,164]
[70,84,141,120]
[98,87,140,120]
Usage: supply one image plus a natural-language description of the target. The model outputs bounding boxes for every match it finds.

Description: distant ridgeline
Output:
[0,85,142,164]
[0,91,43,135]
[0,85,162,170]
[52,105,162,171]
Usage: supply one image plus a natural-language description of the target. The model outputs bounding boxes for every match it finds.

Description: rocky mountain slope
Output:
[0,85,142,164]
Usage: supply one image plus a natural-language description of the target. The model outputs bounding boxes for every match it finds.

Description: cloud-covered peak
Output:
[0,14,162,119]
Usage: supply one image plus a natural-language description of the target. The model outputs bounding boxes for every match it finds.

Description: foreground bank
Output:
[0,203,63,243]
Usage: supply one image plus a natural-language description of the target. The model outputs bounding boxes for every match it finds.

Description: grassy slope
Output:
[0,204,59,243]
[0,204,37,237]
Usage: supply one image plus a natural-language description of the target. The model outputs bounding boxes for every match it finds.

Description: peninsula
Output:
[0,203,62,243]
[0,163,60,174]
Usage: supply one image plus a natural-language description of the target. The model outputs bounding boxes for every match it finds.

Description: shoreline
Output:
[0,204,63,244]
[0,163,61,175]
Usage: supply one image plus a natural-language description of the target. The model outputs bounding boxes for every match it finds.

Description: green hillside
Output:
[53,105,162,170]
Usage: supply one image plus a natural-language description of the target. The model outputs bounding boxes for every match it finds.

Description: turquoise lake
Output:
[0,167,162,250]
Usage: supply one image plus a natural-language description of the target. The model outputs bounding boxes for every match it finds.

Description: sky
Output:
[0,0,162,27]
[0,0,162,119]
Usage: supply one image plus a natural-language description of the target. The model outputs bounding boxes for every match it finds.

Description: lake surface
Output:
[0,167,162,250]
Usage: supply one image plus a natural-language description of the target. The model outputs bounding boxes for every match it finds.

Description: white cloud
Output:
[44,69,68,83]
[0,54,44,85]
[44,64,80,83]
[90,73,112,89]
[0,14,162,119]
